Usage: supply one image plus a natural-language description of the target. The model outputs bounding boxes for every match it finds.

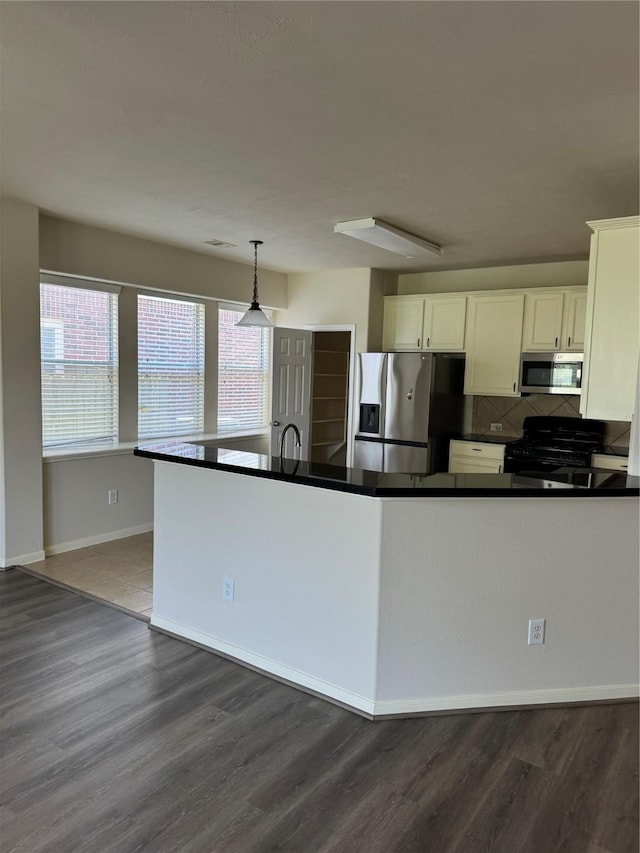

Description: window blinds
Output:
[40,283,119,448]
[138,294,205,439]
[218,307,270,432]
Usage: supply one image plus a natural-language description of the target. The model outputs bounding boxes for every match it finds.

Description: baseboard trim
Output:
[150,616,639,718]
[371,684,640,718]
[45,523,153,556]
[150,615,376,716]
[1,549,46,569]
[149,616,639,719]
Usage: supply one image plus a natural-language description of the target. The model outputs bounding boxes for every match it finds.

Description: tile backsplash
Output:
[471,395,631,451]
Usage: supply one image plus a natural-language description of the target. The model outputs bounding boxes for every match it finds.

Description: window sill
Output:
[43,429,269,463]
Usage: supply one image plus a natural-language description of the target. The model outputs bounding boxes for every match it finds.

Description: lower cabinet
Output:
[448,440,505,474]
[590,454,629,472]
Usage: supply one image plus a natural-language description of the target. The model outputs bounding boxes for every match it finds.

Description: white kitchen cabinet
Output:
[581,216,640,422]
[448,439,505,474]
[590,453,629,472]
[423,295,466,351]
[522,287,587,352]
[522,290,565,351]
[463,292,525,396]
[562,289,587,351]
[382,296,425,351]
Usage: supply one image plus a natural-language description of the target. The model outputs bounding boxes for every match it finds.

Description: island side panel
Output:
[375,496,639,714]
[151,461,382,711]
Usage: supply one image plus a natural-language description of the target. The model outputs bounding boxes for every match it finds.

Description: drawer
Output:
[449,440,505,461]
[591,453,628,472]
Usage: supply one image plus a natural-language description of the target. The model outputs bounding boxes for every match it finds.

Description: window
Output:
[218,306,270,432]
[138,294,205,439]
[40,283,118,448]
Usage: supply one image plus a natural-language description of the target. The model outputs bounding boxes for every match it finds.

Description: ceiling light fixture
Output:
[235,240,273,327]
[334,217,443,258]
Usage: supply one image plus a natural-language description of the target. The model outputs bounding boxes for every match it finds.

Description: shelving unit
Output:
[310,332,350,464]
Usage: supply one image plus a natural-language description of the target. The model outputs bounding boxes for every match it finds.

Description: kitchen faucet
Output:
[279,422,301,461]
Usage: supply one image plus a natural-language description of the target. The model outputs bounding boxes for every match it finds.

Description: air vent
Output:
[203,239,236,248]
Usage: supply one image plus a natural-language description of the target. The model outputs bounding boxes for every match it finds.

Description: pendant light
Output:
[235,240,273,327]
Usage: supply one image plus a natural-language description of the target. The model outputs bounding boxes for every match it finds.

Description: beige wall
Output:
[368,269,398,351]
[0,204,291,559]
[40,215,288,309]
[0,198,44,565]
[43,454,154,553]
[399,260,589,295]
[278,268,372,353]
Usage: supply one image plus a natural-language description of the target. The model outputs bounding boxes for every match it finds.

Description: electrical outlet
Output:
[222,577,234,602]
[490,423,503,432]
[108,489,118,505]
[528,618,545,645]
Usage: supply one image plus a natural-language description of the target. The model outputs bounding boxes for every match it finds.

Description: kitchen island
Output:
[135,441,639,718]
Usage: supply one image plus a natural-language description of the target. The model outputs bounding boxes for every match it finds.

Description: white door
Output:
[271,328,313,460]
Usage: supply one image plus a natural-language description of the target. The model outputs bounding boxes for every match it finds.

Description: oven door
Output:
[504,456,562,474]
[519,353,583,395]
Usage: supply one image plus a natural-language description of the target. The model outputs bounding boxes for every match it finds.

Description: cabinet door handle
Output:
[472,448,482,452]
[568,336,571,347]
[555,336,558,348]
[513,382,516,392]
[498,464,502,473]
[427,337,430,347]
[417,337,421,348]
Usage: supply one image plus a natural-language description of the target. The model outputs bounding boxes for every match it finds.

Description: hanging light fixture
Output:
[235,240,273,327]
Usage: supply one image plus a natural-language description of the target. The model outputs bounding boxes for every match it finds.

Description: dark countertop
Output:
[134,441,639,498]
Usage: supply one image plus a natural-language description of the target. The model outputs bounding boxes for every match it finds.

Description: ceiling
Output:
[1,1,638,274]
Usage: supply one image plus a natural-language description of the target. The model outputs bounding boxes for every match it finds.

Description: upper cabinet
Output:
[522,287,587,352]
[382,296,425,351]
[382,284,586,398]
[423,295,466,351]
[580,217,640,422]
[383,294,466,352]
[464,293,525,396]
[522,290,564,351]
[563,289,587,351]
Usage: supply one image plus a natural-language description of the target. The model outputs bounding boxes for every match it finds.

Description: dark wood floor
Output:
[1,570,638,853]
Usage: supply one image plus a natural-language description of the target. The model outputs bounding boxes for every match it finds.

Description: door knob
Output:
[272,421,280,427]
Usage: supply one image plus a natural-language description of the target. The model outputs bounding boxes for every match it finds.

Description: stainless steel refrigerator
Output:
[353,352,465,474]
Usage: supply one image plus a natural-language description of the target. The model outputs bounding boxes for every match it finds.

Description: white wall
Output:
[376,496,639,711]
[43,453,154,554]
[152,462,382,709]
[149,461,639,716]
[398,260,589,295]
[0,199,44,566]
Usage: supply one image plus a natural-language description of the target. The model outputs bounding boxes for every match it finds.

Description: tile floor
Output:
[23,532,153,620]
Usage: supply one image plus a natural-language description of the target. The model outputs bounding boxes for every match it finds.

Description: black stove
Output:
[504,416,605,474]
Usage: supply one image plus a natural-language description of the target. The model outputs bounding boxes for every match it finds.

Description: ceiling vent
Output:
[203,239,236,248]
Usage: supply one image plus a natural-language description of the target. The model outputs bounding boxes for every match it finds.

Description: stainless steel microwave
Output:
[519,352,583,395]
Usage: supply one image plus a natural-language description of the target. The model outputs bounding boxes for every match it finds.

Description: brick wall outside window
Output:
[218,308,270,431]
